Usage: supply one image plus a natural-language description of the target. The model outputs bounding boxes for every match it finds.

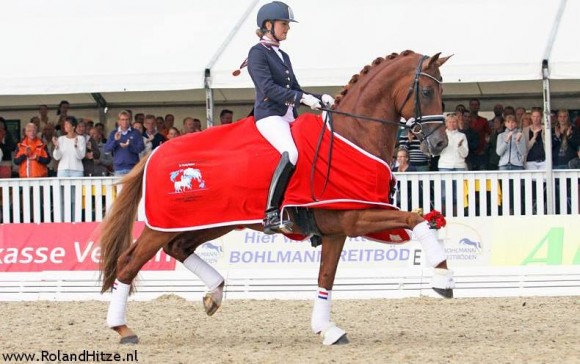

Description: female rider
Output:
[248,1,334,234]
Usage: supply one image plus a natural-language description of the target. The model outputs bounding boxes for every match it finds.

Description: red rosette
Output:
[424,210,446,230]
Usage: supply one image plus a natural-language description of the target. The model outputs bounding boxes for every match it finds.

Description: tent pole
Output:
[542,61,554,215]
[204,0,260,126]
[540,0,566,215]
[205,68,214,128]
[90,93,108,125]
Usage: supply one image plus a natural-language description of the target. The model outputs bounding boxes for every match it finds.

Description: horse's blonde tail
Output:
[99,157,148,293]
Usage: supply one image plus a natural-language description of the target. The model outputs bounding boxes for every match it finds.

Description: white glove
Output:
[301,94,321,110]
[321,94,335,107]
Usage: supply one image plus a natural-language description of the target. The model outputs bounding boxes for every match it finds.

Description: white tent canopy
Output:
[0,0,577,109]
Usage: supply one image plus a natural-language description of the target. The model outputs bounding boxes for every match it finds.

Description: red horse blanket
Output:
[144,113,410,243]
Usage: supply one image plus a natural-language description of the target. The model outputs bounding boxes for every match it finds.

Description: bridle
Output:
[321,55,445,142]
[310,55,445,201]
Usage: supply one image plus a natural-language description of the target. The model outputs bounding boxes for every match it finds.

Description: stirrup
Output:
[263,210,293,235]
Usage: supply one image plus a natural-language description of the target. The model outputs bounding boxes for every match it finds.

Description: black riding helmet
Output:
[256,1,298,29]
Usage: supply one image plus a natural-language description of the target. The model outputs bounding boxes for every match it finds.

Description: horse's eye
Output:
[421,88,434,98]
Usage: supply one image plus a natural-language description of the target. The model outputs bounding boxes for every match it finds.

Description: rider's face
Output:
[273,20,290,41]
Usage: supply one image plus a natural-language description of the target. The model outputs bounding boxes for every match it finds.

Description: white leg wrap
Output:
[183,253,224,291]
[311,287,332,334]
[413,221,446,267]
[106,280,130,328]
[431,268,455,289]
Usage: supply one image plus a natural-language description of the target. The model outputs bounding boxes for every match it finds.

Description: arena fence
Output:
[1,171,578,301]
[0,170,578,224]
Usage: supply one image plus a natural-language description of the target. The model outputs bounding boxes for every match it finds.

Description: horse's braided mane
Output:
[332,50,416,109]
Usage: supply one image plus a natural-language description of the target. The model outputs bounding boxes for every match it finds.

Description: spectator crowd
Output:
[394,98,580,172]
[1,98,579,180]
[0,101,235,178]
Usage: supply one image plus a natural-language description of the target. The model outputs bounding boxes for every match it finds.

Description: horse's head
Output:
[332,51,451,159]
[396,52,451,156]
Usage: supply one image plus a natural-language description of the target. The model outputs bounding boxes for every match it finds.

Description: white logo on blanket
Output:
[169,167,206,193]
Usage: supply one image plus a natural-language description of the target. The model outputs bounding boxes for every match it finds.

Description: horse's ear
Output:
[426,53,453,69]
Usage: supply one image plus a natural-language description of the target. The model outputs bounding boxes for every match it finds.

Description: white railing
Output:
[0,170,579,224]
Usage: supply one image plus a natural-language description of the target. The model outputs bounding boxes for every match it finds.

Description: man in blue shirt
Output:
[105,110,145,176]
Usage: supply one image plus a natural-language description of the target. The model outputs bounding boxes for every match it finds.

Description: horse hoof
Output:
[119,335,139,345]
[321,324,348,346]
[431,268,455,299]
[333,333,349,345]
[203,288,222,316]
[432,288,453,298]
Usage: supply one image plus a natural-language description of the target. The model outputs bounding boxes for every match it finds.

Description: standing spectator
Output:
[397,129,430,171]
[104,110,145,176]
[13,123,51,178]
[52,116,86,177]
[182,117,197,134]
[392,147,417,172]
[455,104,466,113]
[75,119,90,143]
[497,115,526,170]
[439,114,469,213]
[143,114,165,154]
[89,126,112,175]
[132,120,145,135]
[219,109,234,125]
[503,105,516,118]
[490,104,504,126]
[55,100,70,135]
[156,116,168,138]
[165,114,175,130]
[131,120,147,159]
[438,114,469,171]
[487,114,505,170]
[95,122,107,143]
[523,110,546,170]
[166,127,181,140]
[81,126,102,176]
[520,112,533,129]
[515,106,526,125]
[41,123,58,176]
[0,118,17,178]
[459,111,480,170]
[38,104,52,131]
[552,109,579,169]
[56,100,70,118]
[193,118,202,132]
[468,98,491,170]
[134,113,145,124]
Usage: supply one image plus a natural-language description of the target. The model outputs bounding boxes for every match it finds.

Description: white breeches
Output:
[256,108,298,165]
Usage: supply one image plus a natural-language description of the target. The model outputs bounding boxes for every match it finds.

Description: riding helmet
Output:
[256,1,297,28]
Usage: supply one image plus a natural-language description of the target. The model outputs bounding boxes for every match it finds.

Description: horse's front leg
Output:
[318,209,454,298]
[312,234,349,345]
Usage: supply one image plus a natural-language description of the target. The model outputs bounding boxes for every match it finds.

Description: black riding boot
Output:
[263,152,295,234]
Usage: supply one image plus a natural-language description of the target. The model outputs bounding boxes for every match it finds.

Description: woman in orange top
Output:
[14,123,51,178]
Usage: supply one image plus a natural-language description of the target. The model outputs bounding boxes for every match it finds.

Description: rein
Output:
[309,55,445,201]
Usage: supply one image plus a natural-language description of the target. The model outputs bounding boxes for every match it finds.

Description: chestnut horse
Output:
[99,50,453,346]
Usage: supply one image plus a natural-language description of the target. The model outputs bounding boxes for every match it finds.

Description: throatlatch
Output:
[263,151,295,234]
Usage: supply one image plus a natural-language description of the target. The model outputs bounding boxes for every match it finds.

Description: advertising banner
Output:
[0,222,175,272]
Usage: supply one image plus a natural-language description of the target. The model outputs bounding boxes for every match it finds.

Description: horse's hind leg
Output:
[108,228,178,344]
[163,228,233,316]
[311,235,349,346]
